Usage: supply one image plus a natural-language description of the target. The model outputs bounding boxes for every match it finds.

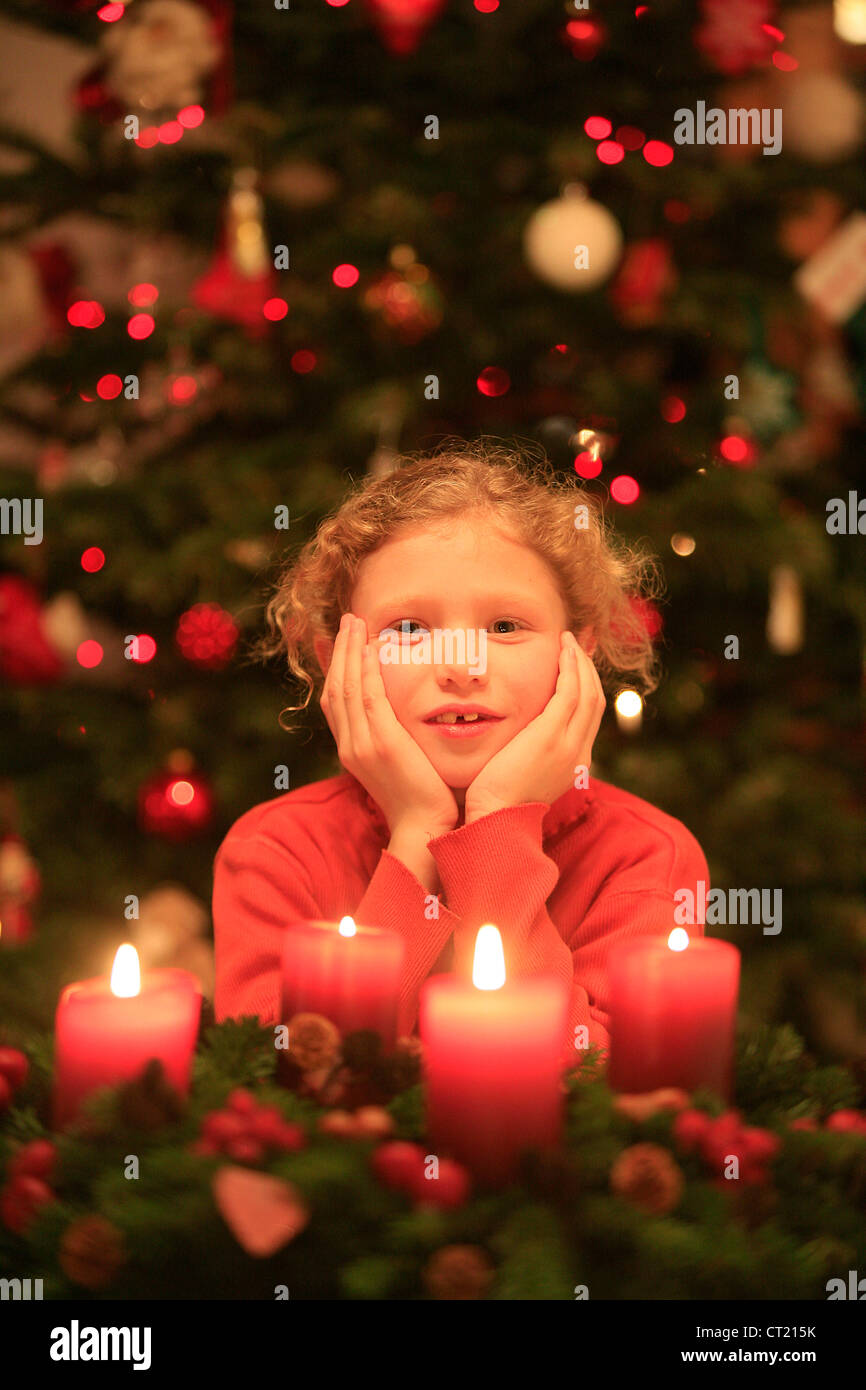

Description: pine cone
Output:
[286,1013,341,1071]
[117,1058,185,1130]
[610,1142,684,1216]
[59,1215,126,1290]
[422,1244,496,1300]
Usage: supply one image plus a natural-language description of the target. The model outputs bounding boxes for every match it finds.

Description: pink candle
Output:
[52,945,201,1130]
[281,917,404,1049]
[419,925,569,1187]
[607,930,740,1098]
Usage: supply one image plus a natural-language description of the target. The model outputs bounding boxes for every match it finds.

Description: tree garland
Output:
[0,1015,864,1300]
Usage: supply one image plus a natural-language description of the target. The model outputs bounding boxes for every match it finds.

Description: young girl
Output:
[212,438,709,1066]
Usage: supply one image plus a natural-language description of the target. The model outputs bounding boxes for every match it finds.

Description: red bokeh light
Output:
[584,116,612,140]
[475,0,499,10]
[169,375,198,403]
[158,121,184,145]
[661,396,686,423]
[574,451,603,479]
[332,264,360,288]
[263,298,288,321]
[610,475,640,504]
[772,52,798,71]
[178,105,205,129]
[597,140,625,164]
[97,3,125,20]
[128,283,158,307]
[67,301,105,329]
[77,640,103,669]
[616,126,645,150]
[81,547,105,573]
[129,634,157,664]
[476,366,510,397]
[169,780,195,807]
[643,141,674,167]
[719,435,756,466]
[127,313,155,339]
[134,128,160,149]
[96,374,123,400]
[291,350,317,373]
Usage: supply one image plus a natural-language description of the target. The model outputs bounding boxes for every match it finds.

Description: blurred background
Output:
[0,0,863,1068]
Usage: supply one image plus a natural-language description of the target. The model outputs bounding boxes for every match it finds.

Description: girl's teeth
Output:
[436,712,480,723]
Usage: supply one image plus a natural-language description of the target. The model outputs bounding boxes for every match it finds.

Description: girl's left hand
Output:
[464,631,606,820]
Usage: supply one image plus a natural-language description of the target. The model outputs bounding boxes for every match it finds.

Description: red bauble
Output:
[825,1110,866,1133]
[191,250,276,334]
[609,239,677,326]
[137,763,214,840]
[175,602,239,670]
[8,1139,58,1183]
[0,1046,29,1091]
[0,1175,55,1235]
[371,1140,426,1190]
[364,0,447,57]
[409,1156,471,1209]
[0,576,65,685]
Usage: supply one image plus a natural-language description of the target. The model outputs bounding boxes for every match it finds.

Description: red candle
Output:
[419,925,569,1187]
[280,917,404,1049]
[52,944,201,1130]
[607,930,740,1098]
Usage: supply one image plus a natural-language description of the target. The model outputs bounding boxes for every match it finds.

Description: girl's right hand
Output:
[320,613,460,839]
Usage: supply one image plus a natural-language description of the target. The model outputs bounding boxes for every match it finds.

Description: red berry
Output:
[370,1140,426,1190]
[8,1139,57,1182]
[0,1075,13,1114]
[202,1110,249,1145]
[672,1108,711,1153]
[248,1106,288,1144]
[225,1136,264,1163]
[227,1088,258,1116]
[0,1176,54,1234]
[409,1157,471,1210]
[0,1047,29,1092]
[274,1121,306,1152]
[740,1127,781,1163]
[825,1110,864,1133]
[188,1137,220,1157]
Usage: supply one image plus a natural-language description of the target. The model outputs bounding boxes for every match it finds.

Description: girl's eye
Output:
[382,619,426,641]
[491,619,521,634]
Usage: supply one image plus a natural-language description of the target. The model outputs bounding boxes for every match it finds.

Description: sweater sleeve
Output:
[212,831,460,1033]
[426,801,710,1069]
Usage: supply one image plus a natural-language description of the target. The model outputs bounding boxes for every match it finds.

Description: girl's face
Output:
[325,516,591,806]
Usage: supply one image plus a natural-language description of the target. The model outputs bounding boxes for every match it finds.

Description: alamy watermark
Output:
[378,627,488,676]
[674,101,782,157]
[674,879,782,935]
[0,498,43,545]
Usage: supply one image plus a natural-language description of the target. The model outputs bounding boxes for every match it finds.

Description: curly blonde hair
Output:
[249,436,664,731]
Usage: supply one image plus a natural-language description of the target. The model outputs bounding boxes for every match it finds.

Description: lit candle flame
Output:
[472,924,506,990]
[110,943,141,997]
[338,916,357,937]
[668,928,689,952]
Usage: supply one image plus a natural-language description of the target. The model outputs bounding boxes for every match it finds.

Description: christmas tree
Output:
[0,0,864,1075]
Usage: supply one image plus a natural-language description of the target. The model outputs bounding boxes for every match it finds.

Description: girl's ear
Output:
[313,635,334,677]
[577,626,597,658]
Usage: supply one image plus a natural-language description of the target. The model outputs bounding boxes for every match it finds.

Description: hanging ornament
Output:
[175,602,239,669]
[694,0,776,76]
[138,751,215,839]
[192,169,277,335]
[608,238,678,326]
[362,247,443,344]
[101,0,221,113]
[780,72,864,164]
[0,576,65,686]
[364,0,447,58]
[212,1166,310,1257]
[766,565,804,654]
[777,189,846,262]
[0,833,41,947]
[523,186,623,293]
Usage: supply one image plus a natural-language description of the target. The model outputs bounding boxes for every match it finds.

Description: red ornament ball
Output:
[0,1175,55,1234]
[371,1140,426,1191]
[175,603,239,670]
[0,1047,29,1091]
[8,1139,57,1183]
[409,1157,471,1210]
[137,764,214,840]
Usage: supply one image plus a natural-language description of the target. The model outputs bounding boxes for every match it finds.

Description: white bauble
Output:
[523,191,623,292]
[102,0,220,111]
[781,72,864,163]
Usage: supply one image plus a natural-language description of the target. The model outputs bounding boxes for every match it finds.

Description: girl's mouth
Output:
[424,713,504,738]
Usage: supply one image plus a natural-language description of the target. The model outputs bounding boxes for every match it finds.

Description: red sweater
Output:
[212,772,710,1070]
